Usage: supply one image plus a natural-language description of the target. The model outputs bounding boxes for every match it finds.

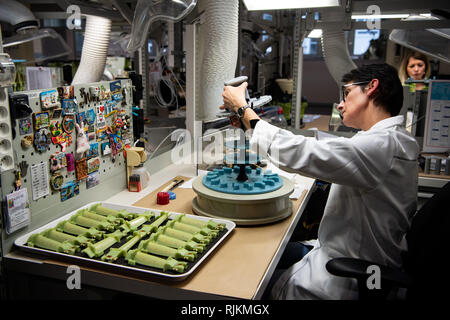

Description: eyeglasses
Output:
[341,81,370,102]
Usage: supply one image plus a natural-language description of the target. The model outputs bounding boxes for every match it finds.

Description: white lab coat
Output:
[250,115,419,299]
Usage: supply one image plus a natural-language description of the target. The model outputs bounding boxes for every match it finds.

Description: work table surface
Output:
[5,162,315,299]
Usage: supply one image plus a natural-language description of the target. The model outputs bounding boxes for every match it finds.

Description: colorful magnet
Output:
[33,128,51,153]
[86,109,96,125]
[60,180,79,202]
[50,152,67,172]
[61,99,78,116]
[51,132,72,152]
[110,80,121,94]
[49,120,62,137]
[101,141,111,155]
[33,112,50,130]
[99,85,111,100]
[50,172,64,190]
[87,142,99,159]
[51,108,62,119]
[89,86,100,98]
[40,89,60,109]
[96,127,108,141]
[111,92,123,101]
[75,158,88,181]
[66,153,75,172]
[87,157,100,174]
[96,113,106,127]
[18,117,32,135]
[86,171,100,189]
[76,111,86,125]
[62,115,75,134]
[63,86,74,99]
[21,135,33,149]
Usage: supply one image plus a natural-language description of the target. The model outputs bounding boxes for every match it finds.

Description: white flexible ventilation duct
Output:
[0,0,38,32]
[199,0,239,121]
[72,15,112,84]
[320,10,357,86]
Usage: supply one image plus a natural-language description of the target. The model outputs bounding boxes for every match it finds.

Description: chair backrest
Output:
[403,181,450,300]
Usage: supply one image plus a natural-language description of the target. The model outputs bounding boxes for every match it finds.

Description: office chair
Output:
[326,181,450,300]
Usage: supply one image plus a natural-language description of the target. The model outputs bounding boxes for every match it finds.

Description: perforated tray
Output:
[14,202,235,281]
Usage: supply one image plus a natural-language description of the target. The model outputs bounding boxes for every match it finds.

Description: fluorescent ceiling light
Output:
[352,13,432,20]
[307,29,322,38]
[243,0,340,11]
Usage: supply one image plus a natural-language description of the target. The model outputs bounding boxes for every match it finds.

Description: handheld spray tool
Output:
[217,76,272,119]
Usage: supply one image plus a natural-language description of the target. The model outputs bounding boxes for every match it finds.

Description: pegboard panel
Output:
[1,79,134,253]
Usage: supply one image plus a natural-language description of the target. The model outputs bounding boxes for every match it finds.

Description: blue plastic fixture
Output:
[202,167,283,195]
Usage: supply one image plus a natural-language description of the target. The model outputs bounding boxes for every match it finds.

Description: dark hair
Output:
[341,63,403,116]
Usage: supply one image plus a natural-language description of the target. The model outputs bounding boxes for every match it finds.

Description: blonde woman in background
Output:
[399,51,431,91]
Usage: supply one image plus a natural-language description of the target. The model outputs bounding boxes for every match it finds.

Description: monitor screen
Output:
[353,29,380,56]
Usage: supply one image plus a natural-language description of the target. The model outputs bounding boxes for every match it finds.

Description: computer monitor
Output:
[422,80,450,153]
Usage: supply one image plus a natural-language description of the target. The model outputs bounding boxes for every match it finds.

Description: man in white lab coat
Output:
[220,63,419,299]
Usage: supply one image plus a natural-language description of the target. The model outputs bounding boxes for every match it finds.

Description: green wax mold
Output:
[171,221,218,238]
[79,209,123,225]
[82,230,125,258]
[90,203,135,220]
[70,213,115,232]
[133,211,168,238]
[138,239,197,262]
[151,230,205,253]
[27,234,76,254]
[121,213,152,233]
[42,228,88,248]
[101,234,141,262]
[162,223,211,244]
[176,214,225,231]
[126,250,187,273]
[56,221,103,240]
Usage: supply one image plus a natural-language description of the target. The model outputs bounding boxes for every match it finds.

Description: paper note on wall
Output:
[5,188,31,234]
[30,162,49,201]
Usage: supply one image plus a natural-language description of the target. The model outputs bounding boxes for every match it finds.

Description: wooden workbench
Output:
[132,175,309,299]
[4,169,313,300]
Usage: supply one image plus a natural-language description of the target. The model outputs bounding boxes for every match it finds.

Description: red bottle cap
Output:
[157,192,170,205]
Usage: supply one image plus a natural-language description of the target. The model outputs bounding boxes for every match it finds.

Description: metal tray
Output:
[14,202,236,281]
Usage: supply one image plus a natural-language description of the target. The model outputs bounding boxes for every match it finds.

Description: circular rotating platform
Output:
[192,172,294,226]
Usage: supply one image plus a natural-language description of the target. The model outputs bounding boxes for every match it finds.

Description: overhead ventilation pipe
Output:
[72,14,112,84]
[0,0,38,32]
[199,0,239,121]
[320,9,357,86]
